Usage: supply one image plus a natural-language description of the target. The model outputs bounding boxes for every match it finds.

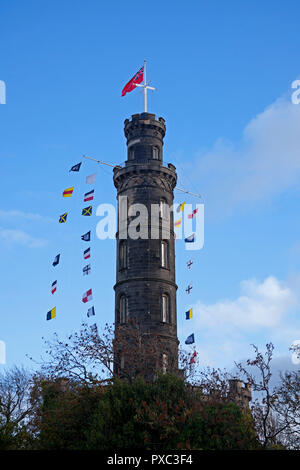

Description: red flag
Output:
[188,208,198,219]
[82,288,93,303]
[121,66,144,97]
[190,351,197,364]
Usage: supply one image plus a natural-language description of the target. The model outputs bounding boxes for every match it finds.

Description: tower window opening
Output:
[161,241,169,269]
[119,240,127,269]
[160,198,169,219]
[162,353,168,374]
[153,147,160,160]
[162,294,170,323]
[119,295,128,324]
[120,354,125,369]
[128,149,134,160]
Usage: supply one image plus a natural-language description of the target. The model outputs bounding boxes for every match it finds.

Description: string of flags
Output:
[175,202,198,362]
[48,157,200,364]
[174,201,196,245]
[47,161,97,323]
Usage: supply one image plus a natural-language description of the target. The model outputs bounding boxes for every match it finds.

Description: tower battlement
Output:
[228,379,252,411]
[124,113,166,165]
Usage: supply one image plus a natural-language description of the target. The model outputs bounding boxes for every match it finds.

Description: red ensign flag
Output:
[121,66,144,97]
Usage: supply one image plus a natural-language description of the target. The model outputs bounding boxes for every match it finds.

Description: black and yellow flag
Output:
[82,206,92,216]
[46,307,56,321]
[59,212,68,223]
[185,308,193,320]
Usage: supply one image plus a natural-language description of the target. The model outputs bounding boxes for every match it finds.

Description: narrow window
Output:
[128,149,134,160]
[120,295,127,323]
[160,198,168,219]
[162,353,168,374]
[162,294,170,323]
[161,241,169,268]
[120,354,125,369]
[153,147,159,159]
[119,240,127,269]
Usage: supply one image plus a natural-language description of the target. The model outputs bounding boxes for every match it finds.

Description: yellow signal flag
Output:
[59,212,68,223]
[177,202,185,213]
[185,308,193,320]
[175,218,182,228]
[46,306,56,321]
[63,187,74,197]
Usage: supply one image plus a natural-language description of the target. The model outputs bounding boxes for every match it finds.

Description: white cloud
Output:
[0,210,54,222]
[189,96,300,216]
[0,228,47,248]
[180,276,300,368]
[194,276,297,330]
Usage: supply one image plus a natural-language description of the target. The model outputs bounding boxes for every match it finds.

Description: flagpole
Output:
[175,187,202,199]
[144,59,147,112]
[135,60,155,112]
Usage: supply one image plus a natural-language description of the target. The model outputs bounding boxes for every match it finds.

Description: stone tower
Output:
[113,112,179,381]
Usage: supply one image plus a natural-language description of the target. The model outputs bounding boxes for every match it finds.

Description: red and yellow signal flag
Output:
[62,187,74,197]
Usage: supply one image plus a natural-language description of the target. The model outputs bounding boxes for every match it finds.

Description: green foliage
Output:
[180,402,259,450]
[0,418,32,450]
[37,374,260,450]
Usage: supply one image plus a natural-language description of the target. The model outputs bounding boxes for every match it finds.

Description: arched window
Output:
[120,354,125,370]
[119,196,128,223]
[162,353,168,375]
[160,198,169,219]
[162,294,170,323]
[119,240,127,269]
[152,146,160,160]
[119,295,127,324]
[161,241,169,268]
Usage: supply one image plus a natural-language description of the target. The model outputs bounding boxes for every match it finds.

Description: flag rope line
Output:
[83,155,201,199]
[83,154,121,168]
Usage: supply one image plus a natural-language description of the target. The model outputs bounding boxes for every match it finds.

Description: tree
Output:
[36,321,187,385]
[36,373,259,450]
[29,325,299,450]
[235,343,300,449]
[0,366,34,449]
[34,323,114,385]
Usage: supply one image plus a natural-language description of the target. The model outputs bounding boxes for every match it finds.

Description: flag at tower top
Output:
[121,66,144,97]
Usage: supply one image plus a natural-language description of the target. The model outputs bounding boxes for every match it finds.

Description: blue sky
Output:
[0,0,299,374]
